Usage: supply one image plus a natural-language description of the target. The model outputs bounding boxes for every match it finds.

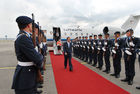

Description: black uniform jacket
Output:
[12,31,43,90]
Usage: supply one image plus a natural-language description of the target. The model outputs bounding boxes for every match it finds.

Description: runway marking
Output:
[0,64,52,70]
[81,62,87,64]
[0,67,16,70]
[46,64,52,67]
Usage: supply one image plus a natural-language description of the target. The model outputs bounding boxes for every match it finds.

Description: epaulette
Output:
[15,33,29,41]
[25,33,29,37]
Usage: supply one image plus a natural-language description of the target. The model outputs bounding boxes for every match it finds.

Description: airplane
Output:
[45,15,140,47]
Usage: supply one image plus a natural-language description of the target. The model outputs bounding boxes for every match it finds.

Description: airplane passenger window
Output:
[70,33,73,35]
[75,33,78,36]
[81,33,83,36]
[86,33,88,36]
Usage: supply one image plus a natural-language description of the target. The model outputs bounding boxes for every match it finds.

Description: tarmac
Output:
[0,40,140,94]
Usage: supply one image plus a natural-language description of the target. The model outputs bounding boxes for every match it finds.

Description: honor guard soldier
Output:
[34,23,40,52]
[75,37,79,57]
[136,43,140,89]
[88,35,93,64]
[102,33,112,74]
[78,36,82,59]
[96,34,104,70]
[121,29,139,85]
[12,16,43,94]
[111,31,123,78]
[81,36,85,60]
[92,35,98,67]
[84,36,89,62]
[34,23,44,93]
[76,37,80,58]
[72,38,77,57]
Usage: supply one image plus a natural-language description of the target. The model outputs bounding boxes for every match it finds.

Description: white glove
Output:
[138,52,140,55]
[99,42,101,45]
[40,43,43,48]
[102,47,106,51]
[104,42,107,45]
[92,47,94,50]
[97,47,100,50]
[125,50,132,55]
[129,42,135,47]
[112,49,116,54]
[35,46,38,52]
[115,43,119,47]
[43,42,47,45]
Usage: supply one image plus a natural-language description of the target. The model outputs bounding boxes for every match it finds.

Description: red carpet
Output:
[50,52,130,94]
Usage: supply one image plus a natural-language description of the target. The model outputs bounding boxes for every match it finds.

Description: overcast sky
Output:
[1,0,140,38]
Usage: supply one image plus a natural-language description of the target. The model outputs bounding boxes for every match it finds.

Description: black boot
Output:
[36,90,43,94]
[110,73,116,76]
[115,74,120,78]
[136,86,140,89]
[103,70,107,72]
[106,70,110,74]
[121,78,129,82]
[128,80,133,85]
[92,64,97,67]
[99,67,102,70]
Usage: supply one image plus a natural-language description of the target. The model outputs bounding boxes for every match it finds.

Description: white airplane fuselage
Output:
[45,15,140,46]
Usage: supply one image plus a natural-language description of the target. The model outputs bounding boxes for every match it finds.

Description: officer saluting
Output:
[11,16,43,94]
[121,29,139,85]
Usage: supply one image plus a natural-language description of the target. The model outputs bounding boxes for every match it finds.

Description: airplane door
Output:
[53,27,61,42]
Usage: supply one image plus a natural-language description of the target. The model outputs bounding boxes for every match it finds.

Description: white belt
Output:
[18,61,34,66]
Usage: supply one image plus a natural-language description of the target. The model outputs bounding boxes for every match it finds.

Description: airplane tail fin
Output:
[121,15,140,31]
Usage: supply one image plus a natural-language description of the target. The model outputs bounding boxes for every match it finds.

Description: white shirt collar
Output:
[24,31,31,37]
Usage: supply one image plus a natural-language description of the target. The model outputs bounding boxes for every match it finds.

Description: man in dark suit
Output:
[11,16,43,94]
[63,37,73,71]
